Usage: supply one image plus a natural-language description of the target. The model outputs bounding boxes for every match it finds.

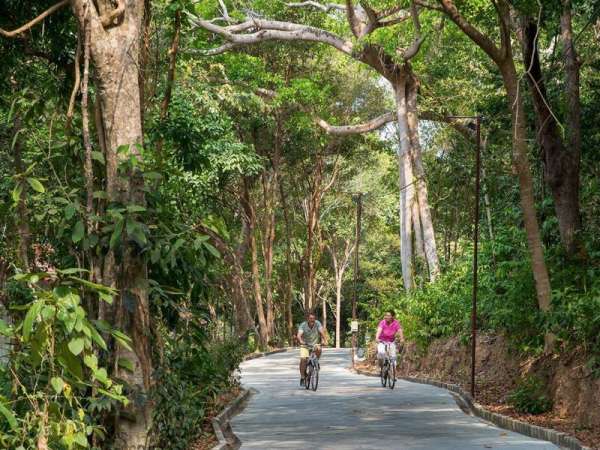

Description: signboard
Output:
[350,320,359,332]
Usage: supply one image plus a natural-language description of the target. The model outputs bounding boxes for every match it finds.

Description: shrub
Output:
[0,271,128,449]
[151,321,244,450]
[507,376,553,415]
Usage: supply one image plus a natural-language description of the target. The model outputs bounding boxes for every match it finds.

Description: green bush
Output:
[151,321,244,450]
[0,271,128,450]
[507,376,553,415]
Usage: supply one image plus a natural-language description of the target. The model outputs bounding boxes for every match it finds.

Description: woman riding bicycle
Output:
[375,310,404,368]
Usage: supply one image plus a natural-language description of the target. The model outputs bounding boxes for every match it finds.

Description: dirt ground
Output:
[188,386,241,450]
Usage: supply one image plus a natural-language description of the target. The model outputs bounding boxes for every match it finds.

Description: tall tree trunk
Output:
[406,74,440,280]
[559,0,582,255]
[11,116,30,270]
[155,8,181,155]
[501,64,552,315]
[481,135,494,241]
[521,16,581,256]
[412,199,426,263]
[70,3,152,447]
[394,78,414,290]
[260,171,277,341]
[278,177,295,344]
[335,275,342,348]
[245,180,269,348]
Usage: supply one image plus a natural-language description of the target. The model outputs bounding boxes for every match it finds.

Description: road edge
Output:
[211,348,291,450]
[352,367,591,450]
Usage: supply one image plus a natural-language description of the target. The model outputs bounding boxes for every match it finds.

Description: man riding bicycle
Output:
[375,310,404,368]
[297,311,327,387]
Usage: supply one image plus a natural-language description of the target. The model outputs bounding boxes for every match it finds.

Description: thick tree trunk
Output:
[394,78,414,290]
[559,0,582,255]
[521,16,581,256]
[406,74,440,280]
[502,64,552,314]
[70,3,152,447]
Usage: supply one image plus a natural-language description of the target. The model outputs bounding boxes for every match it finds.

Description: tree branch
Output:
[286,1,346,12]
[316,112,395,135]
[188,13,354,56]
[99,0,125,28]
[430,0,504,64]
[316,109,475,140]
[0,0,69,38]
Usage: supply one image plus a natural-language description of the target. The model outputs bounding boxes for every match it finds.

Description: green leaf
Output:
[126,204,146,213]
[68,337,85,356]
[57,267,89,275]
[64,203,77,220]
[26,177,45,193]
[89,325,107,351]
[98,291,113,304]
[72,221,85,243]
[203,242,221,258]
[23,301,43,342]
[51,376,65,394]
[118,358,135,372]
[110,219,124,249]
[84,354,98,370]
[111,330,132,351]
[74,432,89,447]
[94,367,109,385]
[68,276,114,294]
[97,387,128,404]
[12,183,23,203]
[91,151,105,164]
[0,398,17,430]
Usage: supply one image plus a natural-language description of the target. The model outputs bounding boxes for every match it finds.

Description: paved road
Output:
[231,348,559,449]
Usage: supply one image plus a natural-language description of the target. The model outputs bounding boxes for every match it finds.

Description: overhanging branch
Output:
[0,0,69,38]
[188,13,354,56]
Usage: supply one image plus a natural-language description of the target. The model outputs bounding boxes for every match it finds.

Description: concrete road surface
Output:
[231,348,559,449]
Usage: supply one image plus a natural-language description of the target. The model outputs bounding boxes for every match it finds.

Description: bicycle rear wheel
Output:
[305,363,313,390]
[388,363,396,390]
[310,363,319,391]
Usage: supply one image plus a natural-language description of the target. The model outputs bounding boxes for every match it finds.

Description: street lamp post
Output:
[351,192,363,368]
[447,115,482,399]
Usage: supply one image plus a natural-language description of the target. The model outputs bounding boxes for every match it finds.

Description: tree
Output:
[419,0,553,325]
[189,0,440,290]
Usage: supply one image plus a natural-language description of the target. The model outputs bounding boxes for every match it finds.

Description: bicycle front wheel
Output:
[310,364,319,391]
[388,363,396,390]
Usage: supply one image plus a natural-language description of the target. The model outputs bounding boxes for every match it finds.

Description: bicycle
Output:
[303,345,320,391]
[379,342,396,390]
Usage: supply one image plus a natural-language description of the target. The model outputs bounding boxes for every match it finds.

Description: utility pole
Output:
[471,115,481,399]
[351,192,363,368]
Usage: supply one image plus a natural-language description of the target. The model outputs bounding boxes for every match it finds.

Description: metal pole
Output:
[352,193,362,368]
[471,116,481,399]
